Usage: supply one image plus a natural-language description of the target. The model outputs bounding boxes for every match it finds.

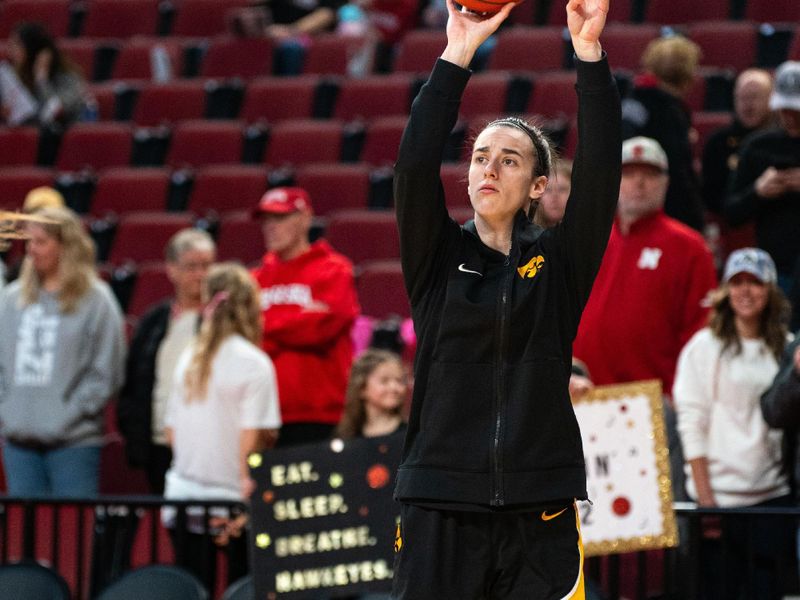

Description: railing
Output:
[1,496,798,600]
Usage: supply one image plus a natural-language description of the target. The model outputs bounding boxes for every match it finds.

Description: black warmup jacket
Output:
[393,56,621,508]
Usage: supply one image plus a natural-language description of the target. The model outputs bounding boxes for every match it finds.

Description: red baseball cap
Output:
[252,187,313,217]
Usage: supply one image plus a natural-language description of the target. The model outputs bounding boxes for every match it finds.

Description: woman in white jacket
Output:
[674,247,793,600]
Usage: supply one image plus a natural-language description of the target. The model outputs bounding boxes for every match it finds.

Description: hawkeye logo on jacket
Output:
[517,255,545,279]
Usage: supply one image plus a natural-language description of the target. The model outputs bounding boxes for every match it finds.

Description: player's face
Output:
[617,164,668,223]
[25,224,61,279]
[468,126,545,222]
[363,360,407,415]
[727,272,769,323]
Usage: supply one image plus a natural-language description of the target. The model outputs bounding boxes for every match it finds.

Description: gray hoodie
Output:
[0,278,126,446]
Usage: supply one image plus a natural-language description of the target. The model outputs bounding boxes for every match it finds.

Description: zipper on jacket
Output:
[491,252,514,506]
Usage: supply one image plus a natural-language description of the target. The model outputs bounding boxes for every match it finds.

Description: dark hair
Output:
[334,349,405,440]
[482,116,554,179]
[708,282,790,361]
[11,22,75,91]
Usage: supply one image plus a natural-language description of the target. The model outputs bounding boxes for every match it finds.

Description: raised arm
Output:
[394,0,512,304]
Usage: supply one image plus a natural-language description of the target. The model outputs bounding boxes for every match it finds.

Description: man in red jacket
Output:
[251,187,360,446]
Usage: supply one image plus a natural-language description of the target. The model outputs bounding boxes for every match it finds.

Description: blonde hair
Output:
[19,206,97,313]
[183,262,263,401]
[641,36,701,92]
[334,349,405,440]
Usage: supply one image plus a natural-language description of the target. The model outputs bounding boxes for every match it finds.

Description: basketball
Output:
[458,0,518,14]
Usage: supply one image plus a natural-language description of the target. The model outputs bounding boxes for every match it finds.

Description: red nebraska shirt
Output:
[573,211,718,396]
[252,240,359,424]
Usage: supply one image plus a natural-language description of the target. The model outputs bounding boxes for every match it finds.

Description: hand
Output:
[566,0,608,61]
[440,0,516,69]
[569,374,593,400]
[754,167,788,198]
[210,514,249,547]
[266,24,294,40]
[33,49,53,84]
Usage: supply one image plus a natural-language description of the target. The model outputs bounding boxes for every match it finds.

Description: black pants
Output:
[391,502,584,600]
[276,422,335,448]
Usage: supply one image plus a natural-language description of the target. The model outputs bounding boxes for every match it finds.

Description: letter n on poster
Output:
[573,379,678,556]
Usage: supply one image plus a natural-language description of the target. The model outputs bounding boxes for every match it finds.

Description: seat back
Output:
[0,561,71,600]
[96,565,208,600]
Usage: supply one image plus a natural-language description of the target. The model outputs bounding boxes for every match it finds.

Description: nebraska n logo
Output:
[517,255,545,279]
[637,247,662,270]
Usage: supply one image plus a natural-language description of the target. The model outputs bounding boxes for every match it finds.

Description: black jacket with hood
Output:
[393,55,621,508]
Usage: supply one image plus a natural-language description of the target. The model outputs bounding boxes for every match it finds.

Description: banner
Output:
[573,379,679,556]
[248,432,403,599]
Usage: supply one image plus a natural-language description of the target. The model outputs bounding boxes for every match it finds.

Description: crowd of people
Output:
[0,0,800,598]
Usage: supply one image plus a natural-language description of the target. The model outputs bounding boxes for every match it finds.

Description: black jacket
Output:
[393,57,621,508]
[116,301,172,467]
[760,336,800,500]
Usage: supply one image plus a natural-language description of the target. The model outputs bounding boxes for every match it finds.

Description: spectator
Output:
[334,348,407,440]
[251,187,359,447]
[674,248,793,600]
[0,206,125,496]
[117,229,216,494]
[1,22,86,126]
[573,136,717,397]
[761,333,800,574]
[702,69,774,217]
[22,186,65,213]
[725,61,800,297]
[534,158,573,228]
[621,35,704,231]
[163,262,281,590]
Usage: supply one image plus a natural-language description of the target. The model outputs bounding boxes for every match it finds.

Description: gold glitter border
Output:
[574,379,679,556]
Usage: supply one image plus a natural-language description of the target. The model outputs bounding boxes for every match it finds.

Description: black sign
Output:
[249,432,403,599]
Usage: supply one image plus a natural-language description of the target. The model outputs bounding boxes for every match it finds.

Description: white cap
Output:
[769,61,800,112]
[621,136,668,172]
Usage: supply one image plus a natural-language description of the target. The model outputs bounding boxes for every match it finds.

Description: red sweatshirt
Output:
[252,240,360,425]
[573,211,718,396]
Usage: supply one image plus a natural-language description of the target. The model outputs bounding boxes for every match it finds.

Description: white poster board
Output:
[573,380,678,556]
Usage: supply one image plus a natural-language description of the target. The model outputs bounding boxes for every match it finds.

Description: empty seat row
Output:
[0,0,251,39]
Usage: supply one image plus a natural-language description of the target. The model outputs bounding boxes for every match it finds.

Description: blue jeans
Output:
[3,442,101,497]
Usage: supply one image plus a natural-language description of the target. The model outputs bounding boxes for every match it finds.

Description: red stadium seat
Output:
[200,36,274,79]
[525,71,578,119]
[0,0,70,37]
[0,166,55,210]
[91,167,171,216]
[644,0,730,24]
[745,0,800,23]
[599,24,660,71]
[460,72,510,119]
[488,27,565,72]
[56,123,133,171]
[111,39,183,82]
[132,81,207,126]
[264,119,343,167]
[293,163,371,216]
[172,0,250,37]
[392,30,447,74]
[216,211,264,265]
[239,76,318,123]
[60,38,98,82]
[108,212,195,264]
[82,0,162,38]
[791,31,800,60]
[166,120,244,168]
[692,111,732,164]
[85,83,117,120]
[357,259,410,319]
[360,115,407,166]
[303,33,369,75]
[440,163,470,212]
[333,74,413,120]
[187,164,268,215]
[689,21,757,73]
[325,209,399,264]
[0,127,39,166]
[126,261,173,317]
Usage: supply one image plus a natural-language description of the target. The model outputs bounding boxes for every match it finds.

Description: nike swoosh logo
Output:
[458,263,482,276]
[541,507,568,521]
